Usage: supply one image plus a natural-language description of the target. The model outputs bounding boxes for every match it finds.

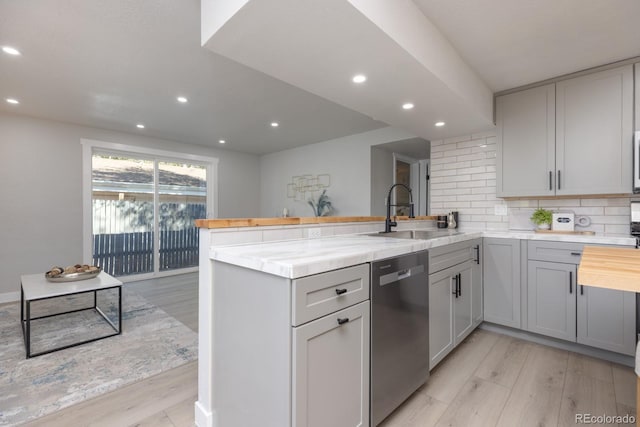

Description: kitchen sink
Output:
[368,230,461,240]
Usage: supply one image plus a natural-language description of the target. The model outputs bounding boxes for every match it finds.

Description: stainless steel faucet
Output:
[385,183,415,232]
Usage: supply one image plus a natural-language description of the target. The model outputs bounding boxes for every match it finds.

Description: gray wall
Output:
[0,112,260,300]
[259,127,416,217]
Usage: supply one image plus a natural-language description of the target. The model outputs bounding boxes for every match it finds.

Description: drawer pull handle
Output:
[337,317,349,325]
[335,288,347,295]
[570,252,582,256]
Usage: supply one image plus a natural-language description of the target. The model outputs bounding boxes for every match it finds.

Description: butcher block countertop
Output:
[578,246,640,293]
[195,215,436,228]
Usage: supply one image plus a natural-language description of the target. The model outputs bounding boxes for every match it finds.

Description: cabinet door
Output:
[577,285,636,356]
[429,268,454,369]
[556,65,633,195]
[471,240,483,327]
[527,261,576,341]
[293,301,370,427]
[496,84,555,197]
[454,261,474,345]
[483,238,521,328]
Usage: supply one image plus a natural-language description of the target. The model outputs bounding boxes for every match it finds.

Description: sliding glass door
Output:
[90,151,208,278]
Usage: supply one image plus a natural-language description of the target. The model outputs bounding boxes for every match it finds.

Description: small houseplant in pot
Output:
[530,208,553,230]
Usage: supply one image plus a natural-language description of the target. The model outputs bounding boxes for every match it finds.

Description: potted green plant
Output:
[530,208,553,230]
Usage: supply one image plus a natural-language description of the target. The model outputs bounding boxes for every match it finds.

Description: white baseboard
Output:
[0,291,20,304]
[195,401,216,427]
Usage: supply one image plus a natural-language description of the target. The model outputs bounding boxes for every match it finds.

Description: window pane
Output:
[158,161,206,271]
[92,154,154,276]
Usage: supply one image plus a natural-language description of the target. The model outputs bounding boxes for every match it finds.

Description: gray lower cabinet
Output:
[483,238,521,328]
[429,239,482,369]
[527,240,636,356]
[577,285,636,355]
[213,261,370,427]
[293,301,370,427]
[527,260,576,341]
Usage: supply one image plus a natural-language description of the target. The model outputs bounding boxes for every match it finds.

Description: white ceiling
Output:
[413,0,640,92]
[2,0,639,155]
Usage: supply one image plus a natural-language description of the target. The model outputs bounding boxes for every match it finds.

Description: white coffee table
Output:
[20,271,123,358]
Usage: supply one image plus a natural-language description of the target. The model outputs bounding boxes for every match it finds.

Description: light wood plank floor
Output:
[18,273,638,427]
[381,330,637,427]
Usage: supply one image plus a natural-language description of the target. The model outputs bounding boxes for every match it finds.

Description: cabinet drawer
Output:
[527,241,584,264]
[292,264,369,326]
[429,240,478,273]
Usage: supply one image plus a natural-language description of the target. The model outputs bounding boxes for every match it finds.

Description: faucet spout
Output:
[384,183,415,233]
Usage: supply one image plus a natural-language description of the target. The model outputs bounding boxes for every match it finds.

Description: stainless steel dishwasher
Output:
[370,250,429,426]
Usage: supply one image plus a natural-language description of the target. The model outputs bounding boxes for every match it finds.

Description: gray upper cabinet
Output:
[556,65,633,195]
[483,238,521,328]
[496,64,633,197]
[496,84,555,197]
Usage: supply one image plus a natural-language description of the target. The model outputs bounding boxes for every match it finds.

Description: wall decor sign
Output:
[287,174,331,201]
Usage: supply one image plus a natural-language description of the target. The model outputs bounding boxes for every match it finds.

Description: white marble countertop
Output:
[210,232,482,278]
[210,230,636,279]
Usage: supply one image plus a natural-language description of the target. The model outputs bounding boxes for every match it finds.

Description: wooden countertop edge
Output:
[195,215,437,229]
[578,246,640,293]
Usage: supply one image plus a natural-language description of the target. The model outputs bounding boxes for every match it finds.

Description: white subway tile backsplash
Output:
[507,200,540,208]
[444,135,472,144]
[605,224,631,235]
[604,206,631,215]
[457,153,488,162]
[471,158,496,167]
[538,199,583,207]
[471,172,496,180]
[589,215,629,225]
[568,207,605,215]
[430,132,631,234]
[457,180,487,188]
[431,182,458,190]
[471,130,497,139]
[471,187,496,194]
[443,161,472,170]
[443,148,472,157]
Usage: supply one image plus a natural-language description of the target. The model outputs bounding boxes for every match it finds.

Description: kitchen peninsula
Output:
[193,216,469,427]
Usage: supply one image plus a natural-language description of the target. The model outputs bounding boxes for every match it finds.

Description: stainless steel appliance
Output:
[631,201,640,237]
[634,131,640,193]
[370,251,429,426]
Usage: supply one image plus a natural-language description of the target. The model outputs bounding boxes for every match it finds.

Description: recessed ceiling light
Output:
[136,123,145,129]
[177,96,188,103]
[479,144,487,148]
[402,103,414,110]
[435,121,446,127]
[352,74,367,84]
[271,122,279,127]
[2,46,21,56]
[6,98,19,104]
[218,139,226,144]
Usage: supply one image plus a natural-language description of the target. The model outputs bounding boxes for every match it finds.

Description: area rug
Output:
[0,288,198,426]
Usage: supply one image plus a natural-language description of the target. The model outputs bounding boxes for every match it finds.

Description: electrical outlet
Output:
[494,204,508,216]
[308,228,322,238]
